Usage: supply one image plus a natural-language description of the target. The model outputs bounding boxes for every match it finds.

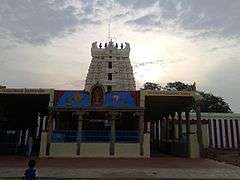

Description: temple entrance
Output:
[0,94,49,156]
[150,116,189,157]
[145,96,195,157]
[82,112,111,142]
[52,111,140,143]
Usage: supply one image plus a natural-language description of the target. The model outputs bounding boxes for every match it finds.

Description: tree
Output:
[199,92,232,113]
[141,82,162,90]
[142,81,232,113]
[166,81,192,91]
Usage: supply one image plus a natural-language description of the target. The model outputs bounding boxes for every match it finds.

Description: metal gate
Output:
[150,118,189,157]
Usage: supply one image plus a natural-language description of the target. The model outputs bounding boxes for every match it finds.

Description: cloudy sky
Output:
[0,0,240,112]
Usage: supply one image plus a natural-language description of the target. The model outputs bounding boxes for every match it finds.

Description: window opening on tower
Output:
[107,86,112,92]
[108,62,112,69]
[108,73,112,80]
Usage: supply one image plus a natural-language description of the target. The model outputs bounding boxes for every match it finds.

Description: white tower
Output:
[84,41,136,92]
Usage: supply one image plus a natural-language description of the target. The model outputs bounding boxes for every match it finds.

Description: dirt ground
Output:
[204,148,240,167]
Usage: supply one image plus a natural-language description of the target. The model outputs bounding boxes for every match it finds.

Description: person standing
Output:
[24,159,37,180]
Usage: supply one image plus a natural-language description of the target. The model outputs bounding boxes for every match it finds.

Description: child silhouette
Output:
[24,159,37,180]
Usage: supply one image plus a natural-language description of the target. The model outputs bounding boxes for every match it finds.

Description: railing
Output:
[82,130,110,142]
[51,130,139,143]
[0,130,19,144]
[51,130,77,143]
[116,131,139,142]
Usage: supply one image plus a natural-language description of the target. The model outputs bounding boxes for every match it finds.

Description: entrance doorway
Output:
[0,94,49,156]
[145,96,194,157]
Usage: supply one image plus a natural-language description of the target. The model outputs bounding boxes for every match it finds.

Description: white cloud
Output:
[0,0,240,112]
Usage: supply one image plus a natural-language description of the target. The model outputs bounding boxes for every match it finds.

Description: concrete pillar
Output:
[52,118,56,131]
[170,113,176,155]
[160,117,163,142]
[24,129,29,145]
[46,108,53,156]
[110,112,118,156]
[139,112,144,156]
[150,121,154,143]
[185,110,191,157]
[165,115,169,143]
[177,112,183,141]
[42,116,46,131]
[196,104,204,157]
[156,119,160,147]
[162,117,167,141]
[77,111,84,155]
[18,130,23,146]
[38,113,44,138]
[147,122,151,133]
[55,112,60,131]
[170,113,176,140]
[36,113,40,138]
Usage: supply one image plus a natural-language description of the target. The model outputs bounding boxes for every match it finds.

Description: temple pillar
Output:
[156,119,160,147]
[46,108,53,156]
[55,112,60,131]
[170,112,176,140]
[110,112,118,156]
[165,114,169,143]
[177,111,183,141]
[196,103,204,157]
[159,117,163,143]
[185,110,191,157]
[170,112,176,155]
[150,120,154,143]
[147,121,151,133]
[52,118,56,131]
[77,111,84,155]
[38,113,44,138]
[139,112,144,156]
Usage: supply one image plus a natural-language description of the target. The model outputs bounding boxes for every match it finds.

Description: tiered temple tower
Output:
[84,40,136,92]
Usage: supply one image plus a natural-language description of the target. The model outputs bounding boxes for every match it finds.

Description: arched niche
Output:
[90,84,105,107]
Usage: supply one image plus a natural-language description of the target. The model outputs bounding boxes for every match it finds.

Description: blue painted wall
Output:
[104,91,137,107]
[54,90,139,108]
[54,91,90,108]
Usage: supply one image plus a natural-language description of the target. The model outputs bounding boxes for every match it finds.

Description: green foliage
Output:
[166,81,190,91]
[199,92,232,113]
[142,81,232,113]
[141,82,162,90]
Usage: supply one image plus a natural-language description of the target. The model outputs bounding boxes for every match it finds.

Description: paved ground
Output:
[1,156,240,179]
[205,149,240,167]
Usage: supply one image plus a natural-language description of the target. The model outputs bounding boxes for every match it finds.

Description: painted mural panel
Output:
[54,91,90,108]
[104,91,139,108]
[54,90,139,108]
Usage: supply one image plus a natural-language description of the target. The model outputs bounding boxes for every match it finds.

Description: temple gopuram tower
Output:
[84,40,136,92]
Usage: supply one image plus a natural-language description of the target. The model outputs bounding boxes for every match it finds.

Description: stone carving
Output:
[92,41,97,48]
[124,42,130,51]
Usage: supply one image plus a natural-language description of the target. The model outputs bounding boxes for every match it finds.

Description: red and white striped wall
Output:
[189,113,240,149]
